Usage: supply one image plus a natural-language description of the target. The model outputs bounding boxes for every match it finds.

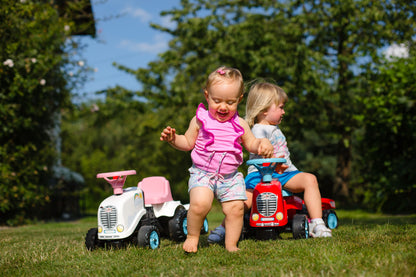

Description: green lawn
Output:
[1,207,415,276]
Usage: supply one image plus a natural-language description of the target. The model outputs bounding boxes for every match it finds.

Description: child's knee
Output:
[222,200,244,217]
[189,201,211,217]
[308,174,319,187]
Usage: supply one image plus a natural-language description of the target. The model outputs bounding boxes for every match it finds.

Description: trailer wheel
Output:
[138,225,160,249]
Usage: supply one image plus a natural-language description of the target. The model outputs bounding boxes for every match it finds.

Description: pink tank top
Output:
[191,103,244,174]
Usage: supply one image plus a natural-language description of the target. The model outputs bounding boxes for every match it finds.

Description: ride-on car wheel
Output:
[323,209,338,229]
[292,214,309,239]
[138,225,160,249]
[201,217,209,234]
[169,208,188,242]
[169,209,209,241]
[85,228,100,251]
[182,213,209,235]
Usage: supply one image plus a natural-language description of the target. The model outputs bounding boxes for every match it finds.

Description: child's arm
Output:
[160,116,200,151]
[239,118,274,158]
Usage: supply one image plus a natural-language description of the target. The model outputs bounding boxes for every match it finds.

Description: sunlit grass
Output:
[1,208,415,276]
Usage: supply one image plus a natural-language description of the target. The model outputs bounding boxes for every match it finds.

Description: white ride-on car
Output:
[85,170,208,250]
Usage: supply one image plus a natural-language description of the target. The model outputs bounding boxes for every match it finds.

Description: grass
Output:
[1,205,415,277]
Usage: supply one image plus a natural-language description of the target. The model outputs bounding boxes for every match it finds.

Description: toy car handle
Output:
[96,170,136,179]
[97,170,136,195]
[246,158,286,183]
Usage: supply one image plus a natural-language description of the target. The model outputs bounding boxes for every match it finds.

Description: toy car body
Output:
[242,158,338,240]
[85,170,208,250]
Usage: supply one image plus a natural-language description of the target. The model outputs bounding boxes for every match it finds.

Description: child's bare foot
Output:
[225,245,240,252]
[183,236,199,253]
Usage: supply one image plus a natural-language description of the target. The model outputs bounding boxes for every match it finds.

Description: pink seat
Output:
[138,176,173,205]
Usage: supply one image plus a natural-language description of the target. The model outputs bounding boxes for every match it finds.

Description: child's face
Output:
[262,102,285,125]
[204,80,242,122]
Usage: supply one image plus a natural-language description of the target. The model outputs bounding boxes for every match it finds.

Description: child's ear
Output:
[204,89,209,100]
[238,94,244,103]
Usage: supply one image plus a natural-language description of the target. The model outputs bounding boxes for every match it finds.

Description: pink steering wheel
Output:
[96,170,136,195]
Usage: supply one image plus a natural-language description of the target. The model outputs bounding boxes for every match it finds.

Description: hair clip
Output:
[217,69,225,75]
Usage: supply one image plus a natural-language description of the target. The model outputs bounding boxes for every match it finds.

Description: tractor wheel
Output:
[292,214,309,239]
[323,210,339,229]
[85,228,100,251]
[169,209,209,242]
[168,208,188,242]
[201,217,209,234]
[137,225,160,249]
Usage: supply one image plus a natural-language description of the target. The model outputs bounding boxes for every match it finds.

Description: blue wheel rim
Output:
[149,230,159,249]
[203,219,209,233]
[305,220,309,238]
[327,213,338,229]
[183,218,188,235]
[183,218,208,235]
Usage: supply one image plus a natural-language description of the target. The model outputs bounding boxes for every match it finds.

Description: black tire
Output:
[85,228,100,251]
[137,225,160,249]
[169,208,188,242]
[255,228,278,240]
[323,209,339,229]
[292,214,309,239]
[168,208,209,241]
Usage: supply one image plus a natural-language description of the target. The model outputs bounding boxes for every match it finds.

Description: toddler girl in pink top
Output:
[160,66,273,252]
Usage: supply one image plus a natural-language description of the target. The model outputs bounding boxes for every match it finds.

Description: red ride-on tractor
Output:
[242,158,338,240]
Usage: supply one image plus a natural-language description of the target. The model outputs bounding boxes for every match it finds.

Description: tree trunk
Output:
[333,133,351,198]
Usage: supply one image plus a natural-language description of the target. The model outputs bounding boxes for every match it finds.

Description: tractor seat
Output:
[137,176,173,205]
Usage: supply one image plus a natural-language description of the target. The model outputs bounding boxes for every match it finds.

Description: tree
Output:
[291,0,416,201]
[60,88,185,208]
[356,53,416,212]
[0,0,94,225]
[112,0,415,201]
[64,0,415,212]
[112,1,307,196]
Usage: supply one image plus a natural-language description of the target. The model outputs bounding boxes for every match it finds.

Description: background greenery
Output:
[0,0,94,225]
[1,208,415,276]
[1,0,415,225]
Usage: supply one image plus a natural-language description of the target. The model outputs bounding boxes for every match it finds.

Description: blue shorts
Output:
[188,166,247,202]
[244,170,301,190]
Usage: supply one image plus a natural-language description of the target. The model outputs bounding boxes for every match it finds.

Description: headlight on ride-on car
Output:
[98,226,103,233]
[116,225,124,232]
[276,212,284,220]
[252,213,259,221]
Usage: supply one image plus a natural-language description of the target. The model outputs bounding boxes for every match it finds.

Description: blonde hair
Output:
[245,82,288,127]
[204,66,244,96]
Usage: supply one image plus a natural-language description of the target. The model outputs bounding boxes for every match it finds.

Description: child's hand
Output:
[160,126,176,143]
[257,138,274,158]
[274,155,289,174]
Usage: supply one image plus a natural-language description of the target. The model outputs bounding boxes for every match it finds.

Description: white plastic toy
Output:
[85,170,208,250]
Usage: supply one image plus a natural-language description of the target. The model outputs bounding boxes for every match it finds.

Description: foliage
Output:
[60,0,416,213]
[0,0,93,225]
[61,87,192,208]
[0,208,416,276]
[293,0,416,200]
[110,0,416,208]
[355,55,416,212]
